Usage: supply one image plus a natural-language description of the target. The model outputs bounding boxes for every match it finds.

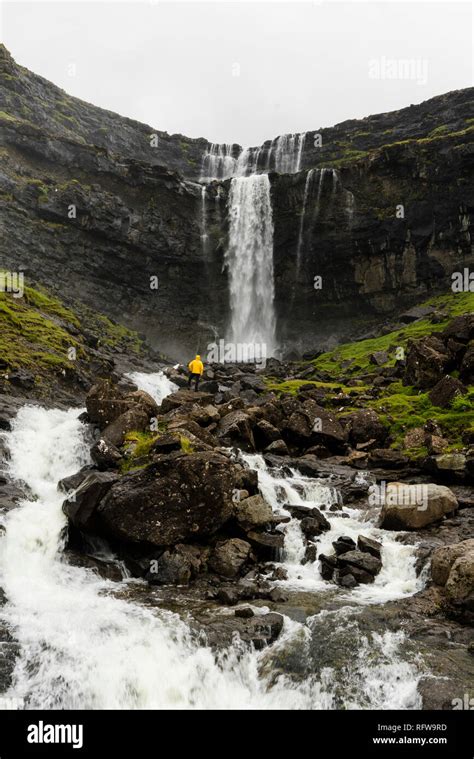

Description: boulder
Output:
[300,510,331,538]
[346,409,388,446]
[90,438,122,470]
[403,336,450,388]
[285,401,346,449]
[426,453,467,479]
[159,389,215,414]
[428,375,467,408]
[319,553,338,580]
[102,406,150,447]
[63,471,119,532]
[332,536,356,555]
[253,419,281,448]
[265,439,289,455]
[246,530,284,560]
[124,389,158,418]
[379,482,458,530]
[441,314,474,343]
[369,350,388,366]
[216,410,255,450]
[445,554,474,604]
[86,380,129,428]
[459,345,474,384]
[234,494,273,529]
[96,451,238,546]
[208,538,252,578]
[431,539,474,586]
[403,427,426,449]
[337,549,382,578]
[357,535,382,559]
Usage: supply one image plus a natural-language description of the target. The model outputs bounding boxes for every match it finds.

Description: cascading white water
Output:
[0,383,423,709]
[200,143,237,181]
[241,453,424,601]
[125,371,178,405]
[295,168,315,275]
[0,406,316,708]
[268,133,306,174]
[225,174,277,356]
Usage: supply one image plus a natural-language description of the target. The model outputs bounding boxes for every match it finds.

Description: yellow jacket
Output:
[188,355,204,375]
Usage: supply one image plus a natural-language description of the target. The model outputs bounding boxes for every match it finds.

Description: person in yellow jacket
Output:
[187,354,204,391]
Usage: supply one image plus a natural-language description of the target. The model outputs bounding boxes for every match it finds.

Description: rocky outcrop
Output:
[1,44,473,358]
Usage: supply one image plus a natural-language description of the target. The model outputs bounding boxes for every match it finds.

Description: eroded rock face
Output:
[96,451,240,546]
[431,539,474,587]
[380,483,458,530]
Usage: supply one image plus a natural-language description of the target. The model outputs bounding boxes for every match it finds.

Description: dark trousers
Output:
[188,372,201,391]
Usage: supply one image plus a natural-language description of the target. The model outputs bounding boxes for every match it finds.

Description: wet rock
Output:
[150,432,182,454]
[90,438,122,470]
[124,389,158,418]
[332,536,356,555]
[253,419,280,448]
[357,535,382,559]
[302,544,317,564]
[380,482,458,530]
[428,375,467,408]
[319,553,338,580]
[216,410,255,450]
[97,451,238,546]
[338,572,357,588]
[300,514,330,538]
[86,379,130,428]
[235,606,254,619]
[246,530,284,560]
[264,439,289,455]
[234,494,273,530]
[102,406,150,447]
[159,389,214,414]
[337,549,382,579]
[62,471,119,533]
[208,539,252,578]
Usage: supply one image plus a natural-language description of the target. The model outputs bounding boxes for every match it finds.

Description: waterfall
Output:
[295,168,315,276]
[125,371,178,405]
[200,143,237,181]
[225,174,276,356]
[267,133,306,174]
[200,185,209,255]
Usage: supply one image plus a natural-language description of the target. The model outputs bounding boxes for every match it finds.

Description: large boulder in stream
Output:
[431,539,474,604]
[94,451,239,546]
[379,482,458,530]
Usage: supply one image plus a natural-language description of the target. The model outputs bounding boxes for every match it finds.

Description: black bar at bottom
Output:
[0,710,471,756]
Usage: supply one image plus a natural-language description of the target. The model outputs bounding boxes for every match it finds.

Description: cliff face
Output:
[1,44,473,358]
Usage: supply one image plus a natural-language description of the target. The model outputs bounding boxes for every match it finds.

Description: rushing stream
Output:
[0,373,424,709]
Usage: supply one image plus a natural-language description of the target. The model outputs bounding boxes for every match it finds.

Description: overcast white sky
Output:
[1,1,472,145]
